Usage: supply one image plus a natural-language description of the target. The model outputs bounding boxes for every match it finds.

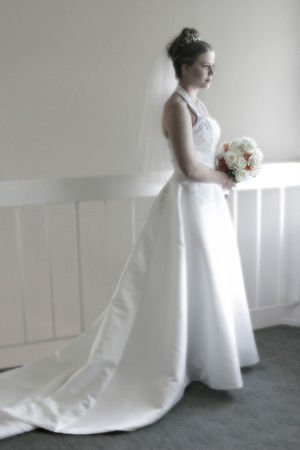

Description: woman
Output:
[163,30,235,194]
[0,27,260,440]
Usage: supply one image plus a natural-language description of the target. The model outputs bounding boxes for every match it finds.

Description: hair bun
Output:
[181,28,201,44]
[167,27,202,61]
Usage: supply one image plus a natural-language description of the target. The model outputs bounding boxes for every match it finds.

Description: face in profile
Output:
[183,50,216,88]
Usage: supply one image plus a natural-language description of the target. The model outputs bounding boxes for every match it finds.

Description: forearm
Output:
[185,161,221,184]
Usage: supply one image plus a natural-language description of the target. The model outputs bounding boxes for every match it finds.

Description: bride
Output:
[0,27,260,440]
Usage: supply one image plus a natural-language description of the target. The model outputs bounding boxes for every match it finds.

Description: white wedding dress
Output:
[0,84,260,440]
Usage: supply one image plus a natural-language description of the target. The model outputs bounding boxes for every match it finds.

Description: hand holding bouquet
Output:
[216,136,263,183]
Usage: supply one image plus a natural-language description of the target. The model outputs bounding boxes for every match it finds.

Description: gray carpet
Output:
[0,325,299,450]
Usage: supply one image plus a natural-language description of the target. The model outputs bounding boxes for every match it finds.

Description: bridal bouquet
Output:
[215,136,263,183]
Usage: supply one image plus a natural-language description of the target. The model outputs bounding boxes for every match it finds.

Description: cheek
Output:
[194,67,204,78]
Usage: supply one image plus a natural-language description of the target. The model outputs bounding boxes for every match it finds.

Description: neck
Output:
[177,82,199,103]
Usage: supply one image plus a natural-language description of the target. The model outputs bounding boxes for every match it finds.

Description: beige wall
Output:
[0,0,299,181]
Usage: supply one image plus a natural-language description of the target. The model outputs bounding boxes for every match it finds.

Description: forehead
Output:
[197,51,215,63]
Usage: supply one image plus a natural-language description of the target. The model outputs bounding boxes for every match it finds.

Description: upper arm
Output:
[164,100,197,177]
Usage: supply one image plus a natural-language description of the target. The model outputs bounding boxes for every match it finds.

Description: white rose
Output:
[248,151,263,169]
[250,168,258,177]
[235,169,249,182]
[240,137,257,151]
[230,137,258,158]
[224,151,237,169]
[255,148,263,159]
[234,156,248,170]
[230,139,244,151]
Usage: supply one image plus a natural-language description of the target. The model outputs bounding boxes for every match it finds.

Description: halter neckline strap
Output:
[175,84,201,117]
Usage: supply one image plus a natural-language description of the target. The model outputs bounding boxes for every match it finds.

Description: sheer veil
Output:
[133,47,178,185]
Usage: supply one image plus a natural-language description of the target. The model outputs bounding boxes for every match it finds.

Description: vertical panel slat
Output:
[74,201,85,332]
[255,189,262,309]
[43,205,56,338]
[236,190,257,310]
[278,187,285,306]
[14,207,28,343]
[104,200,111,300]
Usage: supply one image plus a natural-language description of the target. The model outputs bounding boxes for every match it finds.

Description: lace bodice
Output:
[166,84,221,174]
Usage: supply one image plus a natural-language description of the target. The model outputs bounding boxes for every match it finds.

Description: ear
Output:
[181,63,188,75]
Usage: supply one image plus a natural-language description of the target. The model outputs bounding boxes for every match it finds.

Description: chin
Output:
[201,81,211,88]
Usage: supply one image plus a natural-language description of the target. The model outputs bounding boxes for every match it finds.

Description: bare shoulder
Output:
[164,91,186,113]
[162,93,187,138]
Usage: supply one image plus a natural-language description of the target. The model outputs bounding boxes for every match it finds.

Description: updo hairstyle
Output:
[167,27,213,79]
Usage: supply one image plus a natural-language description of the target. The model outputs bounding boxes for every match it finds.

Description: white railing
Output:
[0,162,299,368]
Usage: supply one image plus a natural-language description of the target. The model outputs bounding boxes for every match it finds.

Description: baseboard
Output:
[250,302,300,330]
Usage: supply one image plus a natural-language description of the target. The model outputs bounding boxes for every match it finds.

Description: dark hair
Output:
[167,27,213,79]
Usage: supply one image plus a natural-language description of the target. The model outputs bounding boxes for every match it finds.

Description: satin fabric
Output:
[0,85,260,439]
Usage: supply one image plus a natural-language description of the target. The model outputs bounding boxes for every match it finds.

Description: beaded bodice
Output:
[166,84,221,173]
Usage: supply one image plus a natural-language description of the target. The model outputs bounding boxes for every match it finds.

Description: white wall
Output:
[0,0,299,182]
[0,0,299,365]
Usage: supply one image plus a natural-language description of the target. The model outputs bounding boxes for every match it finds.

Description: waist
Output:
[171,164,214,181]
